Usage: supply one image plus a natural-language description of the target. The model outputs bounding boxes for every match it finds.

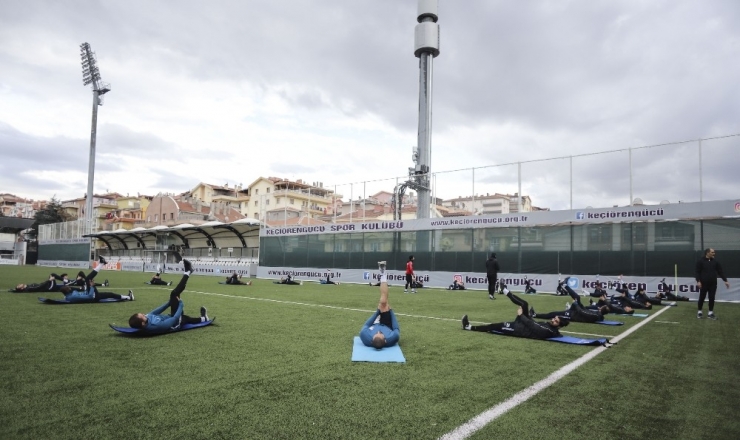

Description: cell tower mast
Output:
[412,0,439,219]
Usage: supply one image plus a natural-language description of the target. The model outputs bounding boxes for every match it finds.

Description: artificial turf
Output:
[1,265,738,439]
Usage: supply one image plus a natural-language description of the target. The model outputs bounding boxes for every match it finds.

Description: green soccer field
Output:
[1,265,739,440]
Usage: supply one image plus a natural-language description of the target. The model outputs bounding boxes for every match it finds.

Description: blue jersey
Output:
[359,309,400,347]
[64,285,95,303]
[143,300,184,334]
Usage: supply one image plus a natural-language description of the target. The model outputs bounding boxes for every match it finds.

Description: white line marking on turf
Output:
[654,321,680,324]
[437,302,676,440]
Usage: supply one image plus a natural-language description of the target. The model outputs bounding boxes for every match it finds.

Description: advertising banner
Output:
[162,262,253,278]
[37,260,90,269]
[257,266,740,301]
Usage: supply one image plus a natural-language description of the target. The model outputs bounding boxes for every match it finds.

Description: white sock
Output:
[380,273,387,283]
[185,272,191,277]
[200,316,206,322]
[503,287,510,294]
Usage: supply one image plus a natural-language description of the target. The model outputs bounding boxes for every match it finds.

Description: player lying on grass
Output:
[613,287,652,309]
[588,292,634,315]
[359,261,400,349]
[225,272,252,285]
[11,274,76,293]
[530,282,609,324]
[657,279,690,301]
[128,257,209,334]
[11,257,109,293]
[447,279,466,290]
[273,274,302,285]
[57,257,133,303]
[149,272,172,286]
[320,270,340,285]
[71,270,108,288]
[588,281,608,298]
[462,283,569,340]
[524,276,536,294]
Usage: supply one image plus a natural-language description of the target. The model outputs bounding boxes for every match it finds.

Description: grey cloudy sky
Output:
[1,0,738,211]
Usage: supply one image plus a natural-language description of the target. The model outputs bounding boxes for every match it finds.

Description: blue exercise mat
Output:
[351,336,406,363]
[109,318,215,336]
[548,335,610,345]
[594,320,624,326]
[616,313,649,317]
[39,297,124,304]
[489,330,608,346]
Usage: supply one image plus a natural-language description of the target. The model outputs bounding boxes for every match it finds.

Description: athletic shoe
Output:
[708,312,717,320]
[300,281,303,285]
[412,289,417,294]
[589,299,594,306]
[167,281,172,286]
[173,251,183,263]
[99,256,107,265]
[565,302,571,310]
[697,311,703,319]
[462,314,470,330]
[104,279,109,287]
[489,294,494,300]
[529,307,536,318]
[128,290,134,301]
[200,306,209,321]
[404,290,408,293]
[183,259,193,274]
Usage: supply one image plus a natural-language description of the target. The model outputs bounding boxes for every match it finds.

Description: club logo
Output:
[575,212,585,220]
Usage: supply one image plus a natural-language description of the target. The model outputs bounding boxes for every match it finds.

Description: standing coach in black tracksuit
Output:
[485,253,500,299]
[695,248,730,320]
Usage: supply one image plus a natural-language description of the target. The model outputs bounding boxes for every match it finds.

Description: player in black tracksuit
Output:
[462,284,568,339]
[10,275,62,293]
[589,282,608,298]
[485,253,500,299]
[695,248,730,319]
[531,280,609,323]
[613,288,652,310]
[587,293,634,315]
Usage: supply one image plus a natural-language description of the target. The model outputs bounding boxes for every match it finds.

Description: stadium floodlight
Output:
[79,42,111,242]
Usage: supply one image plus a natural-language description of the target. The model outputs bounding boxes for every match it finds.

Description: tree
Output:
[27,196,70,240]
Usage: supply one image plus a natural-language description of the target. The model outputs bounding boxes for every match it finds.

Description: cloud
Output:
[0,0,738,211]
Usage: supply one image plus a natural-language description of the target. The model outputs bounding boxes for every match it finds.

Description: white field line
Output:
[437,302,676,440]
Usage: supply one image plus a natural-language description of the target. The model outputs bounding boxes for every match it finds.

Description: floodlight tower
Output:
[80,42,110,234]
[413,0,440,219]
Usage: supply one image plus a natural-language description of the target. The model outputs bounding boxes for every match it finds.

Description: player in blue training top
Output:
[360,261,400,349]
[128,257,209,333]
[58,256,132,303]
